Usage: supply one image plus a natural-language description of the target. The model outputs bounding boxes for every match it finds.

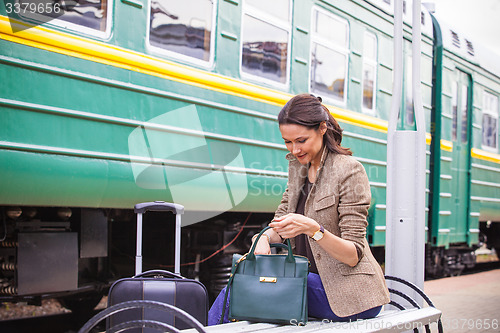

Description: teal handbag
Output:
[220,227,309,324]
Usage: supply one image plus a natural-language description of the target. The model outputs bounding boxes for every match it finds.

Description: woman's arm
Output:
[251,185,290,255]
[268,160,370,267]
[251,227,282,255]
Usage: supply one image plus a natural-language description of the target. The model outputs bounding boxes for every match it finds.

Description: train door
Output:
[450,70,472,242]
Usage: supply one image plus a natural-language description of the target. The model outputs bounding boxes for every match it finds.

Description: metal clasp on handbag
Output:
[259,277,277,283]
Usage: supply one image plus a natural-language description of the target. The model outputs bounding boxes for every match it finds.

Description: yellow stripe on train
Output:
[472,148,500,164]
[0,16,386,132]
[1,16,499,164]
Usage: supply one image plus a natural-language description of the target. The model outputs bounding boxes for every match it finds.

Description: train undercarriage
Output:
[425,246,477,278]
[1,205,498,316]
[0,206,268,315]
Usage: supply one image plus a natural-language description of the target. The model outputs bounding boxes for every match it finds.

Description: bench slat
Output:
[182,307,441,333]
[326,307,442,332]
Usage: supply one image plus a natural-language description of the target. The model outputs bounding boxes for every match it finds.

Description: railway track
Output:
[463,260,500,275]
[0,310,104,333]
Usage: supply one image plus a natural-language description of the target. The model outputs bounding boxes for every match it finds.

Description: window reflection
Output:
[310,9,348,103]
[482,114,498,149]
[404,51,414,126]
[451,82,458,141]
[482,92,498,150]
[149,0,214,63]
[18,0,108,32]
[363,64,375,109]
[362,32,377,112]
[241,1,290,84]
[241,16,288,84]
[311,44,346,101]
[461,84,468,143]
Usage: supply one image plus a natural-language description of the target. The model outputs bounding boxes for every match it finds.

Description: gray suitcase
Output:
[107,201,208,331]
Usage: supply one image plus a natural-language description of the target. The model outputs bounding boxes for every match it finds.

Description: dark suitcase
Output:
[107,201,208,332]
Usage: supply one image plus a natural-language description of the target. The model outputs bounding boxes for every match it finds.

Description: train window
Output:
[17,0,110,36]
[241,0,291,85]
[451,82,458,141]
[314,9,347,46]
[482,92,498,151]
[362,32,377,113]
[149,0,216,65]
[310,8,349,104]
[460,84,468,143]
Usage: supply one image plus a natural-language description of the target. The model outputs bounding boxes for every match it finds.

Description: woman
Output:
[209,93,389,324]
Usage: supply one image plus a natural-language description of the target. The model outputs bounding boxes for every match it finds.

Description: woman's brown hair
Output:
[278,93,352,156]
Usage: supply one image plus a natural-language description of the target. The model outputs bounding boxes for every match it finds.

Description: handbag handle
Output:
[219,227,305,324]
[246,226,295,263]
[270,243,288,250]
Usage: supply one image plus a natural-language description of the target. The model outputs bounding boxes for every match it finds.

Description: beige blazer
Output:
[274,149,390,317]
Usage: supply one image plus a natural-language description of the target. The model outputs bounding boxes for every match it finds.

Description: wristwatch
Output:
[311,225,325,241]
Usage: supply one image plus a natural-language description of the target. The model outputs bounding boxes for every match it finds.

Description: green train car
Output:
[0,0,499,314]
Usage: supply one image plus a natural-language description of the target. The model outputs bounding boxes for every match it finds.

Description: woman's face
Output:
[280,123,326,166]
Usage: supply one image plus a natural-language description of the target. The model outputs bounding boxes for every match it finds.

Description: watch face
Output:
[313,231,323,241]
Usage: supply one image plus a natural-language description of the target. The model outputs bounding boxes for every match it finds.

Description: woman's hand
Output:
[269,213,320,239]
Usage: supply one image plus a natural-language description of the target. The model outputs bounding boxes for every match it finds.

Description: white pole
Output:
[386,0,426,307]
[136,213,143,276]
[411,0,426,298]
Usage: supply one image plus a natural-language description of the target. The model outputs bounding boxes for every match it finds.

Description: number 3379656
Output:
[5,2,61,14]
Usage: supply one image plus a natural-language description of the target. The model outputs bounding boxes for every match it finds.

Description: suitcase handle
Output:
[134,201,184,214]
[134,201,184,275]
[135,270,185,280]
